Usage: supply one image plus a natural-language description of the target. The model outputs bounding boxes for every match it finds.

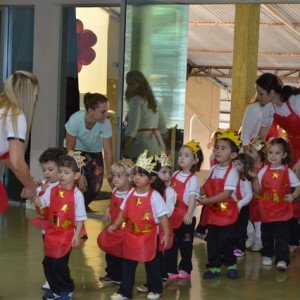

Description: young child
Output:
[252,138,300,271]
[97,158,134,285]
[33,147,66,291]
[136,151,176,293]
[246,137,266,251]
[164,140,203,280]
[108,150,170,300]
[233,153,254,257]
[199,128,240,279]
[195,129,222,239]
[32,154,87,300]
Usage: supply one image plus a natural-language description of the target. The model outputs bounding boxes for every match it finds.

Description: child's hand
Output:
[40,182,49,193]
[183,212,193,225]
[102,206,111,224]
[33,178,42,188]
[108,224,117,233]
[72,234,81,247]
[248,170,258,180]
[284,194,294,203]
[160,233,171,249]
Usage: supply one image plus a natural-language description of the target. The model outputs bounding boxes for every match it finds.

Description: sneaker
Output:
[99,276,121,285]
[227,265,238,279]
[233,249,245,257]
[42,291,60,300]
[110,293,129,300]
[147,292,161,300]
[262,256,272,266]
[251,238,263,251]
[195,232,206,240]
[203,268,221,279]
[59,291,74,300]
[276,261,287,271]
[178,270,191,279]
[245,233,255,249]
[41,281,51,291]
[136,284,148,293]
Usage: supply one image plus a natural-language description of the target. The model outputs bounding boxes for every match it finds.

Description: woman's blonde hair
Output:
[0,70,39,149]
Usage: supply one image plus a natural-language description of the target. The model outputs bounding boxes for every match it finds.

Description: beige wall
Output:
[185,77,221,171]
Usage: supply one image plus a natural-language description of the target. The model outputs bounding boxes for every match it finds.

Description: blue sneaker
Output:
[227,267,238,279]
[203,268,221,279]
[42,291,60,300]
[59,291,75,300]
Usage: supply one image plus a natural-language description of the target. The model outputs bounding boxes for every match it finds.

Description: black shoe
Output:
[99,276,121,284]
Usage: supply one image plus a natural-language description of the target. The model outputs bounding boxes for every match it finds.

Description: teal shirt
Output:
[64,110,112,153]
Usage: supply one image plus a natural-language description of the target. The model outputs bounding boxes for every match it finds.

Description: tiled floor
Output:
[1,199,300,300]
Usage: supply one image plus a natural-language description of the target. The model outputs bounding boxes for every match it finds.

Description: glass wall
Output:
[122,2,188,160]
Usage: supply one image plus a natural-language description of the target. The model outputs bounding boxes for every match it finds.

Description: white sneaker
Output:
[110,293,129,300]
[262,256,272,266]
[251,239,263,251]
[41,281,50,291]
[147,292,161,300]
[246,233,255,249]
[276,261,287,271]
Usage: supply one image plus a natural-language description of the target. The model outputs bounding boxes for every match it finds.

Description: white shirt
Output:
[0,109,27,155]
[39,185,87,221]
[235,179,253,210]
[165,185,176,217]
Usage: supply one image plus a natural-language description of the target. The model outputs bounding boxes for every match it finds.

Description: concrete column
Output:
[230,4,260,130]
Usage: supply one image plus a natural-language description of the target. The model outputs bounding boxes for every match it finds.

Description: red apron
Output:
[249,165,264,222]
[0,152,9,213]
[170,171,194,229]
[97,188,128,257]
[201,165,238,226]
[43,185,76,258]
[122,188,158,262]
[258,165,293,222]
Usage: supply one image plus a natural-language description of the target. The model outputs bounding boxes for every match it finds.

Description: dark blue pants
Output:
[105,253,123,281]
[234,205,249,251]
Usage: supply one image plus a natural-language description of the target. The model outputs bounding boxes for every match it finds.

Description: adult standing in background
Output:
[64,92,113,212]
[122,70,166,160]
[0,71,39,211]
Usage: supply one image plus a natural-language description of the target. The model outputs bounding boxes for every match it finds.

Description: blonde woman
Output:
[0,70,39,211]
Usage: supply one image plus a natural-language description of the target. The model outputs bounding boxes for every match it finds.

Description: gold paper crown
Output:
[68,150,87,169]
[157,151,173,168]
[135,150,157,173]
[184,139,202,153]
[250,137,265,151]
[119,158,135,172]
[217,128,242,147]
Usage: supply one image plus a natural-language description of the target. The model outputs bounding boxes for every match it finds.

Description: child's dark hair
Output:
[218,138,240,154]
[235,153,254,181]
[179,145,204,173]
[58,155,80,173]
[133,166,165,196]
[267,138,292,166]
[39,147,67,164]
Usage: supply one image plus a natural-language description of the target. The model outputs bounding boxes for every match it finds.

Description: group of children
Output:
[29,127,300,300]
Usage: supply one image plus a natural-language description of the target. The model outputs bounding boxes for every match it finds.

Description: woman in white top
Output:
[0,71,39,210]
[123,70,166,160]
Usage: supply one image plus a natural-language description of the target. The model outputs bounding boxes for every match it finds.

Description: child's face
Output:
[41,161,59,183]
[214,140,236,165]
[267,144,286,167]
[132,170,152,189]
[233,159,244,174]
[112,171,129,190]
[58,166,79,189]
[178,146,197,171]
[158,166,172,183]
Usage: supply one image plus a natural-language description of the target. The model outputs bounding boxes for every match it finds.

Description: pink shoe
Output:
[178,270,190,279]
[168,273,179,279]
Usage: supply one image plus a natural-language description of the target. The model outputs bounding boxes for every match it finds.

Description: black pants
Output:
[260,220,290,264]
[234,205,249,251]
[164,217,196,274]
[195,206,207,235]
[288,217,300,246]
[43,251,74,295]
[105,253,123,281]
[118,253,162,298]
[206,223,236,268]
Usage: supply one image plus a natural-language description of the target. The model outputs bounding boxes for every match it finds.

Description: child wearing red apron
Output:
[32,154,87,300]
[108,150,170,300]
[247,137,266,251]
[252,138,300,271]
[164,140,203,280]
[97,158,134,284]
[200,128,240,279]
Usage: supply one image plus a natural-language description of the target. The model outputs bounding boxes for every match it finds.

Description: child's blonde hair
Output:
[111,158,134,175]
